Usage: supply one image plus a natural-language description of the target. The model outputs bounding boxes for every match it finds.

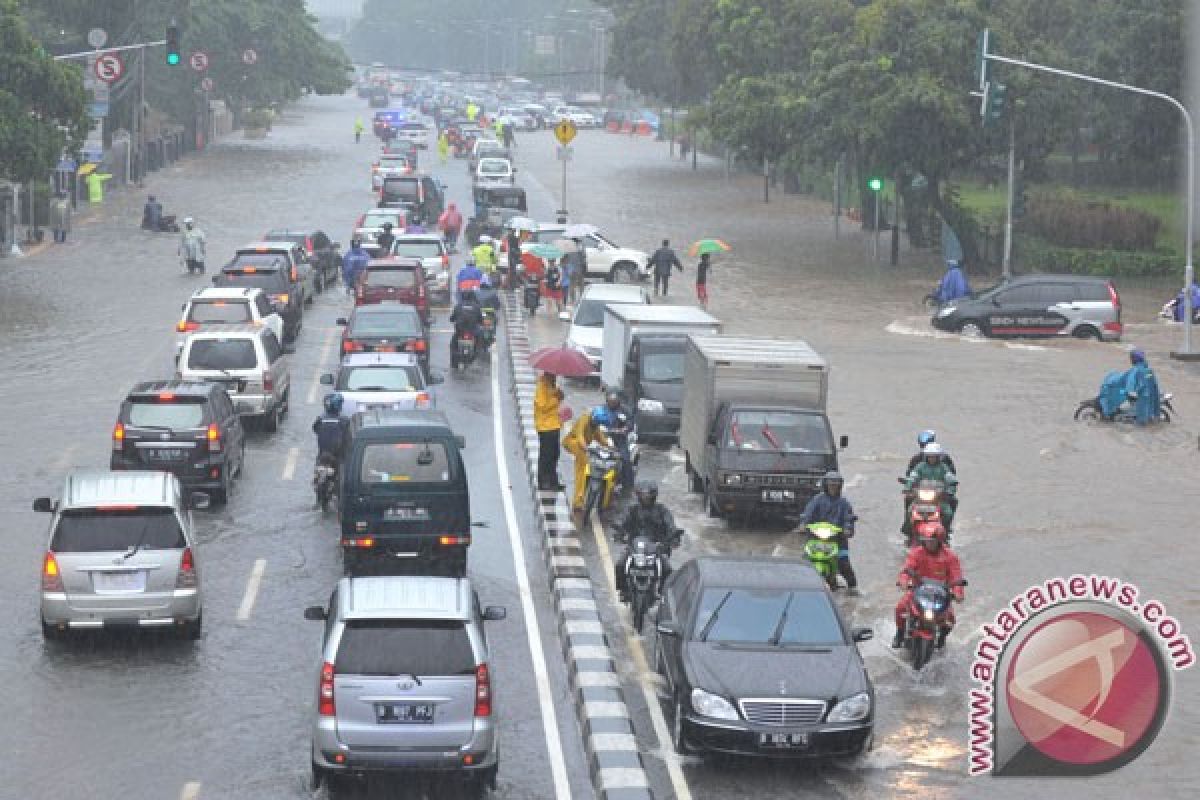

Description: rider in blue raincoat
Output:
[935,260,971,304]
[341,238,370,293]
[1098,349,1161,424]
[1169,283,1200,322]
[455,259,484,302]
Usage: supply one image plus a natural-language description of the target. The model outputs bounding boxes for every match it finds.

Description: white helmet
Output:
[183,216,194,225]
[922,442,945,456]
[479,234,493,244]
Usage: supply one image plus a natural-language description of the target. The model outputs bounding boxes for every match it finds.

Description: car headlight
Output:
[826,692,872,723]
[720,472,743,486]
[923,609,936,621]
[637,398,664,413]
[691,688,739,721]
[936,306,956,318]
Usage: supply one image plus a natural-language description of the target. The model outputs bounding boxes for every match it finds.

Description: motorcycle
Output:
[621,528,682,632]
[580,441,624,522]
[313,458,338,512]
[898,573,968,670]
[142,213,180,233]
[802,522,841,590]
[451,330,478,370]
[480,307,497,348]
[899,477,953,545]
[1074,392,1175,424]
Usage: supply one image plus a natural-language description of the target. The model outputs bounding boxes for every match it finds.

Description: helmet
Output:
[917,430,936,448]
[324,393,344,415]
[821,470,844,491]
[605,389,622,407]
[183,216,194,226]
[591,407,613,428]
[1130,348,1146,364]
[946,259,960,269]
[351,237,362,247]
[635,480,658,506]
[381,222,393,230]
[922,442,945,456]
[479,234,493,244]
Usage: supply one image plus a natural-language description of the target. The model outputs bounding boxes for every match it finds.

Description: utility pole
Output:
[1002,114,1015,278]
[833,158,841,240]
[890,170,901,265]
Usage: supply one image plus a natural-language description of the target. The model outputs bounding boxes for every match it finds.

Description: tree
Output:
[0,0,89,182]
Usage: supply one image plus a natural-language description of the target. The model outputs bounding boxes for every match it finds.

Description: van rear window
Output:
[128,398,206,429]
[187,339,258,370]
[360,441,451,483]
[188,301,252,324]
[51,507,185,552]
[364,268,416,289]
[336,620,474,676]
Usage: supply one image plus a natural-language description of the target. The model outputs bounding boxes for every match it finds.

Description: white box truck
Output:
[679,336,846,519]
[601,304,722,441]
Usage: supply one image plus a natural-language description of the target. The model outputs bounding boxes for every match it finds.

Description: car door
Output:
[985,284,1040,336]
[218,390,244,469]
[1037,282,1078,336]
[582,234,611,277]
[262,330,290,404]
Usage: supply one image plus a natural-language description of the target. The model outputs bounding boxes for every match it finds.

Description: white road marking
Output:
[306,327,340,405]
[589,515,695,800]
[281,447,299,481]
[236,559,267,621]
[490,349,572,800]
[179,782,201,800]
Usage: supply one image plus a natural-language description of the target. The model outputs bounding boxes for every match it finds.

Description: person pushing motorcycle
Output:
[893,524,965,649]
[799,471,858,590]
[563,406,613,511]
[614,481,678,601]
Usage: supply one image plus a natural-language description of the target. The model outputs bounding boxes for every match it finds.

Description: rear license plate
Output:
[144,448,185,462]
[762,489,795,503]
[376,703,434,724]
[376,344,397,352]
[94,570,147,593]
[384,507,429,521]
[758,732,809,748]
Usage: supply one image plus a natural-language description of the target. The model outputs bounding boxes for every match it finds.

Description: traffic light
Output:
[166,23,181,66]
[867,177,884,193]
[983,82,1007,126]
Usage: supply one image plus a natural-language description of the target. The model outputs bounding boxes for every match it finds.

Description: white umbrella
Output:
[563,222,598,239]
[552,238,580,253]
[507,215,537,232]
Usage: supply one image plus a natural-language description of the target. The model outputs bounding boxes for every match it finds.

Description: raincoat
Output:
[49,197,72,233]
[563,409,612,509]
[1099,365,1161,423]
[534,374,564,433]
[342,243,369,288]
[935,264,971,304]
[1171,284,1200,321]
[437,133,450,162]
[472,242,497,273]
[85,171,111,204]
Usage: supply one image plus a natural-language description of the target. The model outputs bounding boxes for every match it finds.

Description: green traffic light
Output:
[867,177,883,192]
[167,52,180,65]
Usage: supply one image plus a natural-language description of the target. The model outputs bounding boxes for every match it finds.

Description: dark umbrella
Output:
[530,345,594,377]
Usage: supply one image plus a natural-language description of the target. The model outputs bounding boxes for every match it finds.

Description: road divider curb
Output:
[500,292,655,800]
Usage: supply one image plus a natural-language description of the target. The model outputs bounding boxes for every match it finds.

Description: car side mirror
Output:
[336,317,348,326]
[839,435,849,449]
[852,627,873,643]
[955,579,969,587]
[189,492,211,511]
[320,373,334,385]
[303,606,327,621]
[455,435,466,449]
[656,620,680,637]
[483,605,507,621]
[32,497,55,513]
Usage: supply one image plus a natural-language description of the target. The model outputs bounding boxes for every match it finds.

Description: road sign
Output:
[242,49,258,65]
[556,145,574,162]
[189,51,209,72]
[87,28,107,48]
[87,102,110,119]
[554,119,577,145]
[94,52,124,84]
[201,77,214,92]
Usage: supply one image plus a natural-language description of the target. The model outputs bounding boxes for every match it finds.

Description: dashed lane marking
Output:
[236,559,267,621]
[179,782,201,800]
[281,447,299,481]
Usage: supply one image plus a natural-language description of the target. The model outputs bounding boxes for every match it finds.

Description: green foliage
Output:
[0,0,88,182]
[1022,191,1161,251]
[1016,235,1178,277]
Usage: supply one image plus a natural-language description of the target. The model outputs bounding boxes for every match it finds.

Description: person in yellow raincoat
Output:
[85,171,111,204]
[437,131,450,163]
[471,236,497,275]
[354,117,364,142]
[562,406,613,511]
[466,102,479,122]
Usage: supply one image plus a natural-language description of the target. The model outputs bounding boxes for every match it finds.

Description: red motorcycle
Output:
[899,477,953,546]
[897,572,967,670]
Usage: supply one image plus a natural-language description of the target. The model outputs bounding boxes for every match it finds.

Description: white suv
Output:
[531,224,650,283]
[177,325,292,432]
[176,288,284,358]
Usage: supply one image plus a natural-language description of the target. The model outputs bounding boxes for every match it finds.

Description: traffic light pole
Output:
[983,49,1197,358]
[1002,115,1015,279]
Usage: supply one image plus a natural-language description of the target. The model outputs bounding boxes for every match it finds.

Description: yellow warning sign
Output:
[554,119,577,145]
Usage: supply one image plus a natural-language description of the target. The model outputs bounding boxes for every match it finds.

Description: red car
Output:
[336,302,430,376]
[354,257,430,327]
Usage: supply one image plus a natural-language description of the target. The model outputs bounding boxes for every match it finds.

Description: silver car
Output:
[177,325,292,432]
[319,352,442,415]
[36,470,206,640]
[305,576,505,792]
[391,233,451,300]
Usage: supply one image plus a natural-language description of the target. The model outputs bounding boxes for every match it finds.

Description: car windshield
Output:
[336,620,474,676]
[350,311,422,337]
[340,366,420,391]
[51,508,185,552]
[187,338,257,370]
[641,351,684,382]
[695,589,844,645]
[727,410,832,453]
[360,441,451,483]
[127,399,206,428]
[187,301,252,324]
[393,241,443,258]
[364,268,416,289]
[383,180,419,199]
[479,159,510,175]
[487,192,526,210]
[379,158,408,169]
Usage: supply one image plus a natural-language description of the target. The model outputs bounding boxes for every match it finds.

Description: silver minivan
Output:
[177,325,291,432]
[35,470,206,640]
[305,576,506,794]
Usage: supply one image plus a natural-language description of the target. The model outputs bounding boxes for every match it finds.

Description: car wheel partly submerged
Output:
[957,319,985,338]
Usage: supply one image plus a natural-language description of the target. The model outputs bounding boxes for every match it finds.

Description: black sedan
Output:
[263,228,341,293]
[654,556,874,759]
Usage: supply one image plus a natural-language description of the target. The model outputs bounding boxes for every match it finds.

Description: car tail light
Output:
[343,340,362,353]
[441,254,449,267]
[158,391,176,401]
[415,392,431,408]
[408,339,427,352]
[1104,321,1123,333]
[1108,282,1121,316]
[474,663,492,717]
[438,534,471,546]
[176,321,199,333]
[176,547,198,589]
[340,537,375,548]
[112,422,125,452]
[305,237,314,254]
[42,552,63,592]
[318,661,336,717]
[290,267,298,283]
[355,214,365,228]
[207,423,222,453]
[263,373,274,392]
[241,266,258,274]
[273,293,289,306]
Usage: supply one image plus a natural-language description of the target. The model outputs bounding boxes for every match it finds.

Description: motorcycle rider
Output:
[1098,348,1162,425]
[904,442,958,535]
[450,289,486,361]
[614,481,678,601]
[312,393,350,469]
[893,524,965,649]
[906,430,957,474]
[934,259,971,305]
[141,194,163,231]
[563,406,614,511]
[798,471,858,590]
[472,234,498,275]
[375,222,396,255]
[601,390,635,489]
[454,258,484,302]
[341,238,369,295]
[437,202,463,252]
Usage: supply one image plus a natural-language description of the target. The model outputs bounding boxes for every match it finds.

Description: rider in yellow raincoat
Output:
[563,407,613,510]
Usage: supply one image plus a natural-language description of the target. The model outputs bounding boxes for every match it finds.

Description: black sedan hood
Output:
[684,641,863,701]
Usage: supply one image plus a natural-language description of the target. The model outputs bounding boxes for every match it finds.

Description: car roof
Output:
[1004,273,1113,285]
[352,302,420,316]
[128,380,219,399]
[690,556,829,591]
[340,352,421,368]
[190,287,262,301]
[263,229,318,239]
[366,257,422,269]
[338,576,470,621]
[393,233,443,242]
[238,241,297,252]
[351,408,455,435]
[60,469,180,511]
[183,324,268,340]
[581,284,646,301]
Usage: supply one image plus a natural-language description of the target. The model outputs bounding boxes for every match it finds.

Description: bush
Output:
[1016,235,1179,278]
[1022,191,1160,250]
[241,108,273,130]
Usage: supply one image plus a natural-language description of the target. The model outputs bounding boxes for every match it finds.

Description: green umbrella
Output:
[688,238,732,257]
[522,242,564,260]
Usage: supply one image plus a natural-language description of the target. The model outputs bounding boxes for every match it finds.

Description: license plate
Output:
[758,732,809,748]
[384,507,429,520]
[376,344,397,352]
[762,489,795,503]
[375,702,435,724]
[144,448,185,462]
[94,570,147,593]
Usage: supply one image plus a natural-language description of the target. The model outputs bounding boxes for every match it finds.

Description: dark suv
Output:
[931,274,1122,341]
[214,255,304,341]
[263,229,341,293]
[110,381,245,504]
[378,173,443,226]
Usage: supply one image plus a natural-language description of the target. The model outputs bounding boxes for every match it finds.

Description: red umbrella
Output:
[530,345,594,377]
